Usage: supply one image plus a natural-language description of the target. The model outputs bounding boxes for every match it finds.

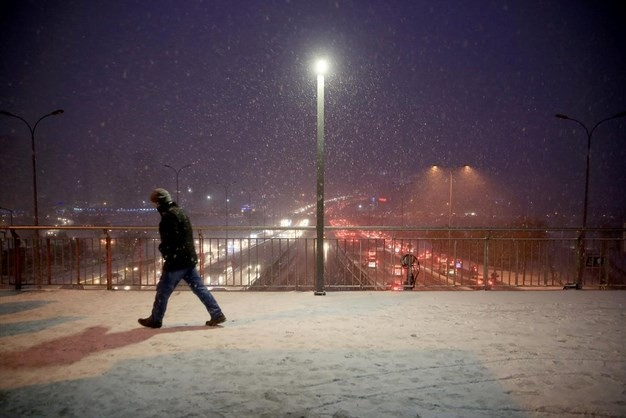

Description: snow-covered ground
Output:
[1,289,624,417]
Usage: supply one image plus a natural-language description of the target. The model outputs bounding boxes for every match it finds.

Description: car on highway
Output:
[476,272,497,289]
[439,262,457,276]
[366,250,377,268]
[392,264,403,276]
[419,250,432,259]
[470,264,479,278]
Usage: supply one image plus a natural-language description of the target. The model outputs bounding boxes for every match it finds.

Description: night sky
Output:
[1,0,625,226]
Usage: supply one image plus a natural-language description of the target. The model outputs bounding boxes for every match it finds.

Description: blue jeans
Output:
[151,266,223,322]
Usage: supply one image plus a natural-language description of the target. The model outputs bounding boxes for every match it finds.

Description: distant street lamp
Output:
[241,188,254,226]
[431,165,472,282]
[431,165,471,228]
[555,110,626,289]
[213,181,236,278]
[0,206,14,226]
[392,181,412,225]
[215,181,235,228]
[1,109,64,226]
[163,163,192,204]
[314,58,328,296]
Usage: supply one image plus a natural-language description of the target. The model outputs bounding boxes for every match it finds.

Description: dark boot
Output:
[206,314,226,326]
[138,316,162,328]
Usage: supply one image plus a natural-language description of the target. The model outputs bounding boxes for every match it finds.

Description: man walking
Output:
[138,188,226,328]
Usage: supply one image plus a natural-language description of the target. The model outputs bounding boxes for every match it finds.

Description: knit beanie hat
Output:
[150,188,172,204]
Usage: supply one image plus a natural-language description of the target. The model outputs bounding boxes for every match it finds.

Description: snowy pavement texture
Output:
[0,289,624,417]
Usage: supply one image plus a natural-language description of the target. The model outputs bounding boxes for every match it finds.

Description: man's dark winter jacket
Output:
[157,201,198,271]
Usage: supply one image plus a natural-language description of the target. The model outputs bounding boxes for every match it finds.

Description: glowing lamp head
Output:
[315,59,329,75]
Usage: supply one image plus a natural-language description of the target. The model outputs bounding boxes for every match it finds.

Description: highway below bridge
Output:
[3,222,618,290]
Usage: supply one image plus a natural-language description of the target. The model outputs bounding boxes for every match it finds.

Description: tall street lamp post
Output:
[163,163,192,204]
[1,109,64,289]
[314,58,328,296]
[555,110,626,289]
[215,181,235,262]
[1,109,64,226]
[431,165,471,281]
[392,181,412,225]
[447,170,453,228]
[431,165,471,229]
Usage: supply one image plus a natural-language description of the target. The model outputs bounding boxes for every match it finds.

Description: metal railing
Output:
[1,226,624,290]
